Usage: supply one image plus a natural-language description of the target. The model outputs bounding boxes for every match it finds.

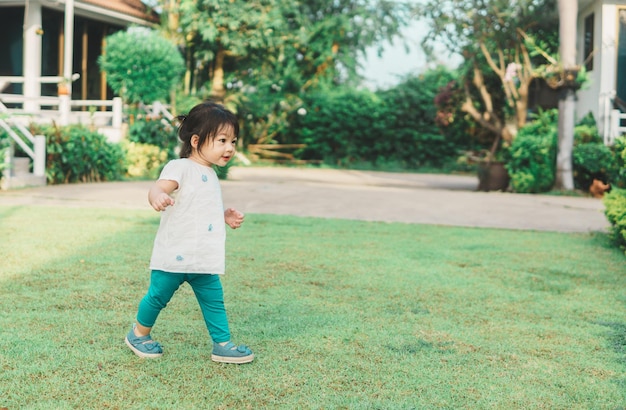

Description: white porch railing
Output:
[0,74,123,129]
[609,109,626,145]
[601,90,626,145]
[142,100,175,122]
[0,109,47,189]
[0,93,124,131]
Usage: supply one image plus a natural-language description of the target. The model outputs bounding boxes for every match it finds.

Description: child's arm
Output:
[224,208,245,229]
[148,179,178,211]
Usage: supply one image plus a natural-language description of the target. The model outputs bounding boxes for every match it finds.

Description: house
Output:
[0,0,157,118]
[0,0,158,188]
[577,0,626,143]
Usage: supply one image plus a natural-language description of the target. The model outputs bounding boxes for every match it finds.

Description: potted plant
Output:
[57,77,72,96]
[457,148,510,192]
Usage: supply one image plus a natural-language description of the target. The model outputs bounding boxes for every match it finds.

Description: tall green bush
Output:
[285,67,464,169]
[99,28,185,104]
[290,88,386,166]
[506,109,558,193]
[377,67,462,167]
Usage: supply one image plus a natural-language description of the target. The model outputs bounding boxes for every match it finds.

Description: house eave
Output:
[42,0,156,26]
[0,0,158,26]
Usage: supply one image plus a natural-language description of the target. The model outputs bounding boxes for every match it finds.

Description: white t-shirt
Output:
[149,159,226,274]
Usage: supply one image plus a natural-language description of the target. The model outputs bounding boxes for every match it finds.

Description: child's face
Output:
[190,125,237,167]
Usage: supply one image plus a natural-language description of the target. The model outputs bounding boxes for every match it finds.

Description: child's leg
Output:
[187,274,231,343]
[134,270,185,336]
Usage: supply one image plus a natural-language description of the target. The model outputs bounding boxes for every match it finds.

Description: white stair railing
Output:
[0,114,46,178]
[609,109,626,145]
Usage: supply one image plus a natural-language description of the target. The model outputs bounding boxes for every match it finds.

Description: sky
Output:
[359,15,462,90]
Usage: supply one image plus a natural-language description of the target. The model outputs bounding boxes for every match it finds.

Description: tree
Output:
[420,0,559,158]
[178,0,286,99]
[155,0,411,99]
[554,0,578,190]
[99,28,185,105]
[145,0,411,146]
[285,0,411,88]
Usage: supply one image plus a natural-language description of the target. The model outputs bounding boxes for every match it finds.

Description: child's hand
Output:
[150,193,175,212]
[225,208,245,229]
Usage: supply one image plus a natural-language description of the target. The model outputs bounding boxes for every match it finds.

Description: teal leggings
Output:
[136,270,231,343]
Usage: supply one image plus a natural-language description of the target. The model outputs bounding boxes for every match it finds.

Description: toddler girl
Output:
[125,102,253,364]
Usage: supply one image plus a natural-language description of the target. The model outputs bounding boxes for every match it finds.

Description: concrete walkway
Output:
[0,166,608,233]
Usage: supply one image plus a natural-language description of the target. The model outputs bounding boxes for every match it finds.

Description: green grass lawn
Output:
[1,205,625,409]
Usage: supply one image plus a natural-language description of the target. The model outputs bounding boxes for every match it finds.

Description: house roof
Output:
[81,0,159,23]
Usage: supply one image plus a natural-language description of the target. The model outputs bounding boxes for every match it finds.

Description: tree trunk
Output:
[554,0,577,190]
[211,47,226,100]
[556,88,575,189]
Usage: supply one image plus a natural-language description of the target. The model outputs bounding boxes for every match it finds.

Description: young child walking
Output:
[125,102,254,364]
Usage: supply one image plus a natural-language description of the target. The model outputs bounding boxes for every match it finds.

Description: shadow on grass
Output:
[596,321,626,364]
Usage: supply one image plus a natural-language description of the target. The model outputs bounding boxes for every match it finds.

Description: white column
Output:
[112,97,123,128]
[60,0,75,125]
[33,135,46,177]
[23,0,43,113]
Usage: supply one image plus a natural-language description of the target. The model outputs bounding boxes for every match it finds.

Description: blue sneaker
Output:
[211,342,254,364]
[125,325,163,358]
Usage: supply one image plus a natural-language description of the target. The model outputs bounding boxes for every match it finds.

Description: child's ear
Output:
[190,134,200,149]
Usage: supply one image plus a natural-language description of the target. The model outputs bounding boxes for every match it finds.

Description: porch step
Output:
[1,157,46,190]
[1,173,46,190]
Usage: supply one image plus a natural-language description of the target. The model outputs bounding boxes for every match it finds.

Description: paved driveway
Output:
[0,167,608,233]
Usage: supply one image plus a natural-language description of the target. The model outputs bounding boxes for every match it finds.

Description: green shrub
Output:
[572,142,617,190]
[0,130,10,179]
[286,68,461,169]
[291,88,386,166]
[122,141,168,180]
[574,112,603,144]
[376,68,462,167]
[506,109,558,193]
[611,136,626,188]
[128,114,179,160]
[36,125,126,184]
[603,188,626,254]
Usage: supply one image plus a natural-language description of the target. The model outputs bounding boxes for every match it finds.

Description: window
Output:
[584,13,594,71]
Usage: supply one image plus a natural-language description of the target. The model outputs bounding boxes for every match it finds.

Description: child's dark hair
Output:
[177,102,239,158]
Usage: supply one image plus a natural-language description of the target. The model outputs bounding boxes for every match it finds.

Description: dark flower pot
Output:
[477,161,510,192]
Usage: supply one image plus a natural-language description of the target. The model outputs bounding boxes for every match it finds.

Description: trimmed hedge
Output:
[283,67,465,169]
[603,188,626,255]
[611,136,626,189]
